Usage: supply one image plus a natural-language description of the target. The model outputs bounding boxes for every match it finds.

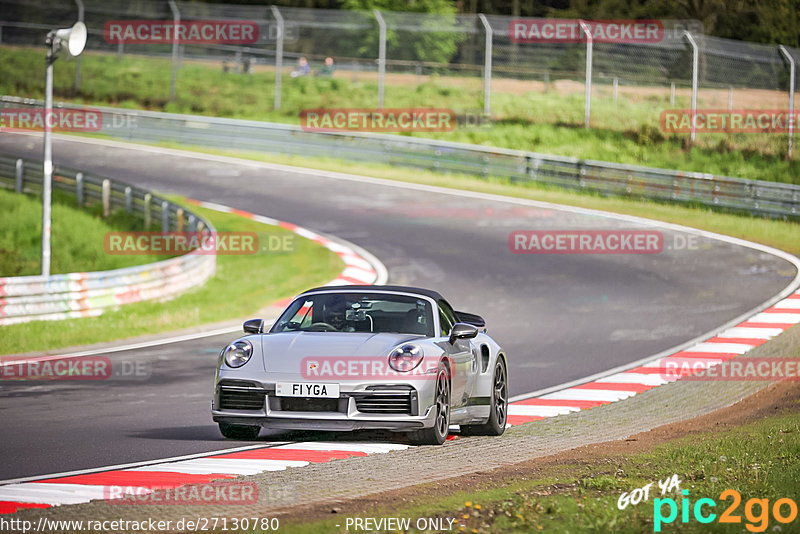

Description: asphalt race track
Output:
[0,134,796,481]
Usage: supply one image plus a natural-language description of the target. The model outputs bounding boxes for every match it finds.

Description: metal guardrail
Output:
[0,152,216,326]
[2,95,799,219]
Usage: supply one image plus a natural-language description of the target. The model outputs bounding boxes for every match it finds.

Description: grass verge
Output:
[0,187,161,276]
[2,46,798,184]
[0,197,344,355]
[281,394,800,533]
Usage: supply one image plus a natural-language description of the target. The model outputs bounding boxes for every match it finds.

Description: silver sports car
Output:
[211,285,508,445]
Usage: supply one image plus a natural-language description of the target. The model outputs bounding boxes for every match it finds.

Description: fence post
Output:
[117,41,124,62]
[75,172,84,206]
[613,77,618,103]
[161,201,170,232]
[670,81,675,106]
[478,14,492,116]
[683,31,699,144]
[578,20,593,128]
[101,179,110,217]
[124,186,132,213]
[270,6,284,111]
[144,193,152,228]
[374,9,386,109]
[167,0,180,102]
[176,208,184,232]
[15,158,23,192]
[779,45,795,159]
[728,86,733,111]
[74,0,84,91]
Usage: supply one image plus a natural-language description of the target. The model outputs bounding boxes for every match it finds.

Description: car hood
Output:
[259,331,425,374]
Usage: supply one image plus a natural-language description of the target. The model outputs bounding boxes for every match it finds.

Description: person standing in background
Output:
[316,57,335,77]
[291,57,311,77]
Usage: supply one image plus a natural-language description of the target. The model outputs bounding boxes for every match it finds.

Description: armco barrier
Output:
[2,96,798,219]
[0,153,216,326]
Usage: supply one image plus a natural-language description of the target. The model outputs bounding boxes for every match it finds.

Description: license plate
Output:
[275,382,340,398]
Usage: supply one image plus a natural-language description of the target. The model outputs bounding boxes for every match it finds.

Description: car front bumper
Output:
[212,380,438,432]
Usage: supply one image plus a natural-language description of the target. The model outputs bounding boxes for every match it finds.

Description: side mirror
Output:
[243,318,264,334]
[449,322,478,344]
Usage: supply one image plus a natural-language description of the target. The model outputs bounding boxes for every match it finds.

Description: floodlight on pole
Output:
[50,22,87,59]
[42,21,86,277]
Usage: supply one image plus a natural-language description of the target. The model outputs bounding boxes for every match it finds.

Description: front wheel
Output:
[408,364,450,445]
[461,358,507,436]
[218,422,261,440]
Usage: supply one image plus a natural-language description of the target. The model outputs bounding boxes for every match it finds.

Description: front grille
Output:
[279,397,340,412]
[354,393,412,414]
[219,387,265,410]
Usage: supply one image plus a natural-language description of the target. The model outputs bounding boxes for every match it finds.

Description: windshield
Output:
[270,292,435,336]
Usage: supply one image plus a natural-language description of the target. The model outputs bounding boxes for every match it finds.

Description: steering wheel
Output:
[309,322,338,332]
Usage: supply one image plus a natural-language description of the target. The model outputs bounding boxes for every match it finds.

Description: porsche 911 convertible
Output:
[211,285,508,445]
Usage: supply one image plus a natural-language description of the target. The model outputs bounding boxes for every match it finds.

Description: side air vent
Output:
[219,385,266,410]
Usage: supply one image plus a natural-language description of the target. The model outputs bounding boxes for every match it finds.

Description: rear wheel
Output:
[461,358,507,436]
[218,422,261,440]
[408,364,450,445]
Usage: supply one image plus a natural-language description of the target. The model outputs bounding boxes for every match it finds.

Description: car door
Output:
[438,300,471,408]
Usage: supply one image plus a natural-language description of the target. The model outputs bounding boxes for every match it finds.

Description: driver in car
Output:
[324,296,355,332]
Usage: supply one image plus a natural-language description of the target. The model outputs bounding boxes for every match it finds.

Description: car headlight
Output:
[223,340,253,368]
[388,343,423,372]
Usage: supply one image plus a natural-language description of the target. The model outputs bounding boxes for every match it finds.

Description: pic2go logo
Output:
[654,489,798,532]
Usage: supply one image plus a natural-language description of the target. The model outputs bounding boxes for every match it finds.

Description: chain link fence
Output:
[0,1,798,154]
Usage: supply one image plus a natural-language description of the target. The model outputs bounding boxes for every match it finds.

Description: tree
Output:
[342,0,465,64]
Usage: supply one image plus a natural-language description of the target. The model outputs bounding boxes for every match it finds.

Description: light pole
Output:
[578,20,593,129]
[42,22,86,277]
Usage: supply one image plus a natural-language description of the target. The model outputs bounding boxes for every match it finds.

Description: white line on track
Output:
[127,458,310,475]
[0,326,243,365]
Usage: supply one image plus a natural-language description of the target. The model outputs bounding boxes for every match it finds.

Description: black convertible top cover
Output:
[299,285,444,302]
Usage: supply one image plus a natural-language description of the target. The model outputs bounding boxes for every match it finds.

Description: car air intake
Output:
[219,385,266,411]
[353,390,413,414]
[279,397,341,412]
